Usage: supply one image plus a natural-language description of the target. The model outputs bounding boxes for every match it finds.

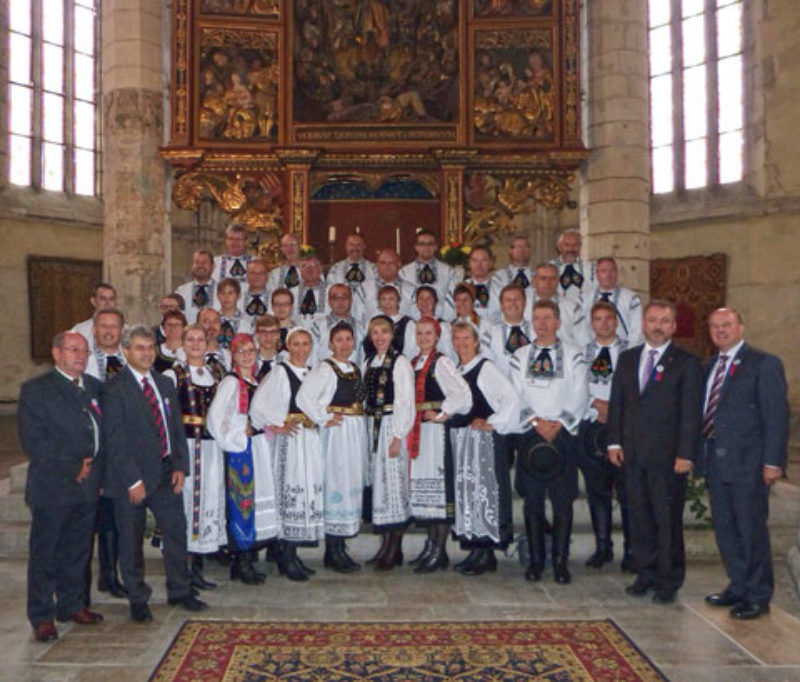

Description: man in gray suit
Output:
[702,308,789,620]
[18,331,104,641]
[102,326,207,622]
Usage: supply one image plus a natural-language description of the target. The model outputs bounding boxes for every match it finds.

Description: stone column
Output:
[101,0,168,325]
[579,0,651,294]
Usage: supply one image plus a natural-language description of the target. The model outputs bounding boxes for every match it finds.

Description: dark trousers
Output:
[114,466,190,605]
[706,442,773,605]
[27,501,96,626]
[577,420,627,507]
[515,429,579,519]
[625,460,687,592]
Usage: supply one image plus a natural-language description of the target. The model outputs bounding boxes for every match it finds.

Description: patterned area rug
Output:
[150,620,667,681]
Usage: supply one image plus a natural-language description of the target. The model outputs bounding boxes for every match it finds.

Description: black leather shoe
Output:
[585,547,613,569]
[453,549,479,571]
[130,602,153,623]
[625,579,654,597]
[525,564,542,581]
[553,562,572,584]
[459,549,497,576]
[731,601,770,620]
[168,594,208,612]
[706,590,743,607]
[652,590,676,604]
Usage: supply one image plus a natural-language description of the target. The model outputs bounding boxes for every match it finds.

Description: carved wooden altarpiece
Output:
[162,0,589,265]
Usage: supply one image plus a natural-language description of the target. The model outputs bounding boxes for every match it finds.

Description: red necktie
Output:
[142,377,168,458]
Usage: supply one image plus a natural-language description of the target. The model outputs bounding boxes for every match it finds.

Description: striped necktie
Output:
[702,354,728,439]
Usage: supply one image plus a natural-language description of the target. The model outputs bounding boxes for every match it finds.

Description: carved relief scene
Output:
[197,28,280,142]
[198,0,280,18]
[474,0,553,18]
[292,0,460,125]
[473,30,555,142]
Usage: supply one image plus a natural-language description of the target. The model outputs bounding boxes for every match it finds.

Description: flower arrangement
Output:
[299,244,317,258]
[439,241,471,267]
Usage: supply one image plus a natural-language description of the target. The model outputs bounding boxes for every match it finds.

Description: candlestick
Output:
[396,227,401,255]
[328,225,336,243]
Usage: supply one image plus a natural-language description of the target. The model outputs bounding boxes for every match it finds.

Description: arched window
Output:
[649,0,744,194]
[6,0,99,195]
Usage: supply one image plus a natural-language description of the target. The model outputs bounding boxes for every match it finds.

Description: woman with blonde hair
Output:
[251,328,324,581]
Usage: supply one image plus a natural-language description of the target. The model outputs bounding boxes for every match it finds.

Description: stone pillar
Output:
[101,0,168,325]
[579,0,651,294]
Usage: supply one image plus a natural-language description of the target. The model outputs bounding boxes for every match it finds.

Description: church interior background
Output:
[1,0,800,677]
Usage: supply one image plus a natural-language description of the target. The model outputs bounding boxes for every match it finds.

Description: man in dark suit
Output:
[607,299,703,604]
[702,307,789,620]
[102,325,207,622]
[18,331,104,642]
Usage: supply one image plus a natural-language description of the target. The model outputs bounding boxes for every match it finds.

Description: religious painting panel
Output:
[291,0,461,145]
[473,0,553,19]
[471,27,557,144]
[198,0,279,19]
[196,26,280,144]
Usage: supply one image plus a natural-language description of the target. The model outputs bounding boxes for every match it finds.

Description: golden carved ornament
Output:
[463,173,573,245]
[172,171,283,233]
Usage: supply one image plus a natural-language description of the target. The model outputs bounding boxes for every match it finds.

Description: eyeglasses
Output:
[234,347,257,355]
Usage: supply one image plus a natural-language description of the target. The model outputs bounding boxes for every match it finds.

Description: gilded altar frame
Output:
[162,0,589,256]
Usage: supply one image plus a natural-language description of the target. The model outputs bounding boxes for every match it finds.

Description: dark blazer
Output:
[18,370,103,508]
[101,366,189,499]
[607,342,703,471]
[700,343,789,481]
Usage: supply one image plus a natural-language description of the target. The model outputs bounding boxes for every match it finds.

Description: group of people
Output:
[19,224,790,643]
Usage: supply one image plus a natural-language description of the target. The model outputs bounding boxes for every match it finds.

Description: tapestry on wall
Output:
[650,253,726,360]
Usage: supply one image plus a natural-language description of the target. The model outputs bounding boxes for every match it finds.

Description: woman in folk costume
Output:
[407,317,471,573]
[207,333,279,584]
[362,315,416,570]
[297,322,367,573]
[363,285,418,360]
[415,285,454,360]
[163,325,225,590]
[154,309,188,373]
[449,321,520,575]
[250,327,324,582]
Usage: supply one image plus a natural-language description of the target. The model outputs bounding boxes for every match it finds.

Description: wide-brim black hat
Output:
[521,440,566,481]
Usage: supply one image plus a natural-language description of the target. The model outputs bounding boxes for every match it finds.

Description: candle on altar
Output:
[328,225,336,242]
[395,227,401,255]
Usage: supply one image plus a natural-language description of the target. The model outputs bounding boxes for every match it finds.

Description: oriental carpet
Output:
[150,619,667,681]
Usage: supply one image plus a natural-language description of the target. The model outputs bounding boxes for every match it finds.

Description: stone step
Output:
[9,462,28,494]
[0,521,29,558]
[0,493,29,523]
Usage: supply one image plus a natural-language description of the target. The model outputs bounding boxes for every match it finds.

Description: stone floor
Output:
[3,533,800,682]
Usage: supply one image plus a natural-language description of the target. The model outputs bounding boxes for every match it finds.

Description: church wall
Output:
[0,191,102,403]
[650,0,800,410]
[651,211,800,408]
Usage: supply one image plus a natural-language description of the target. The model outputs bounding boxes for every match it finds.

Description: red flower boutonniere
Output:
[729,358,741,377]
[654,364,665,382]
[90,398,102,417]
